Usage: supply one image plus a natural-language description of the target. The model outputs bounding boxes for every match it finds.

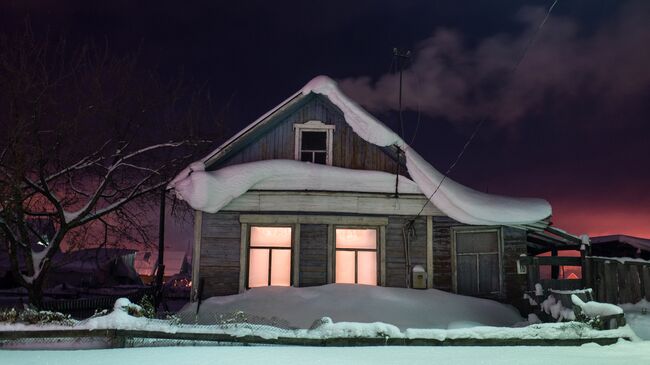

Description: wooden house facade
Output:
[171,76,579,311]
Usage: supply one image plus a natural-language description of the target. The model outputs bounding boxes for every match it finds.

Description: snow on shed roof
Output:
[169,76,552,226]
[591,235,650,252]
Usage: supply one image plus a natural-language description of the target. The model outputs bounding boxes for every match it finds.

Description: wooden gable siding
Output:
[216,94,400,174]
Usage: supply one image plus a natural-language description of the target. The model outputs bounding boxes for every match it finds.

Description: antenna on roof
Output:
[392,48,411,199]
[393,48,411,139]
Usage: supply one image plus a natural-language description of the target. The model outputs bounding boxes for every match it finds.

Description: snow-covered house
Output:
[169,76,579,308]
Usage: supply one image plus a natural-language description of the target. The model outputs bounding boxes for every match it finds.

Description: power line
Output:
[411,0,561,220]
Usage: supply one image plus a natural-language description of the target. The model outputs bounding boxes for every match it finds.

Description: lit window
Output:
[454,230,501,295]
[335,228,377,285]
[249,226,292,288]
[294,120,334,165]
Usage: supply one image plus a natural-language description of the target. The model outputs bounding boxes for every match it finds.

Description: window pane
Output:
[456,231,498,254]
[270,249,291,286]
[301,131,327,150]
[335,250,355,284]
[457,255,478,295]
[300,152,312,162]
[357,251,377,285]
[336,229,377,249]
[249,248,269,288]
[479,254,500,294]
[313,152,327,164]
[250,227,292,247]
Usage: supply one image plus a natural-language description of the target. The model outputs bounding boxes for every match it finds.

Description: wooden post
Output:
[154,188,166,310]
[596,260,606,302]
[426,216,433,289]
[580,249,595,289]
[639,265,650,300]
[551,248,559,279]
[629,265,642,303]
[604,261,618,304]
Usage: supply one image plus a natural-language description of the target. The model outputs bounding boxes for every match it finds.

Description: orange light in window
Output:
[335,229,377,249]
[335,250,356,284]
[249,248,270,288]
[357,251,377,285]
[251,227,292,247]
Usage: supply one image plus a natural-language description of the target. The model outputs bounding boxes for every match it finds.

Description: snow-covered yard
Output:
[4,341,650,365]
[181,284,523,329]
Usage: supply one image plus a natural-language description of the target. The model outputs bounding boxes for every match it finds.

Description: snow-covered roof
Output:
[169,76,552,225]
[591,235,650,252]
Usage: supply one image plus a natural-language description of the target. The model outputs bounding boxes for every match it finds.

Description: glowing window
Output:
[248,227,292,288]
[335,228,377,285]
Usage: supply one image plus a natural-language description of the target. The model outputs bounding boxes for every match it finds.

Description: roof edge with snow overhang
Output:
[169,75,553,226]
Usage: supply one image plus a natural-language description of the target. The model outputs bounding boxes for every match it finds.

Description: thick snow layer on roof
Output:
[170,160,421,213]
[179,284,523,330]
[171,76,551,225]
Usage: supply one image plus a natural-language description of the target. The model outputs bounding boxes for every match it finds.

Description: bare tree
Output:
[0,26,217,306]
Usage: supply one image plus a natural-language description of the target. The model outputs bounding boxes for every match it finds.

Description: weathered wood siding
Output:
[502,226,528,309]
[299,224,328,287]
[431,217,455,291]
[217,95,400,174]
[384,216,428,287]
[199,212,241,298]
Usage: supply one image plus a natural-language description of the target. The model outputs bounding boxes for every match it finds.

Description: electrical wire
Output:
[410,0,560,221]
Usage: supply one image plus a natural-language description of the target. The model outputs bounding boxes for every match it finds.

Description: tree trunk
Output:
[27,282,44,309]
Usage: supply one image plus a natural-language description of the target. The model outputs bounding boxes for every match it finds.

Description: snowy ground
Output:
[620,299,650,340]
[3,341,650,365]
[181,284,523,329]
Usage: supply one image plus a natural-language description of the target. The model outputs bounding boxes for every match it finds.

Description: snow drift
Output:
[169,75,551,225]
[179,284,523,330]
[169,160,420,214]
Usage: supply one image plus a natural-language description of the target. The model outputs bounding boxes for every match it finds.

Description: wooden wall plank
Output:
[299,224,328,287]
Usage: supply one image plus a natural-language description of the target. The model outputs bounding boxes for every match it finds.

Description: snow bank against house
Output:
[169,160,420,213]
[180,284,523,330]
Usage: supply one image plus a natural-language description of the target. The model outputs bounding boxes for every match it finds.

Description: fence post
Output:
[582,249,593,290]
[108,329,126,348]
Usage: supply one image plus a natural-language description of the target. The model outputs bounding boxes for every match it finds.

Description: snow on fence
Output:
[0,327,632,349]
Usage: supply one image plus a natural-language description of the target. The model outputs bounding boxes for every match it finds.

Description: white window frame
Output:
[244,225,295,290]
[451,227,503,296]
[293,120,335,165]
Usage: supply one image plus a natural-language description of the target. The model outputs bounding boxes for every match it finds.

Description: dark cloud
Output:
[339,1,650,126]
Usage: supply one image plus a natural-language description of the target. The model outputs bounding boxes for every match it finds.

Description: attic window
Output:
[294,120,335,165]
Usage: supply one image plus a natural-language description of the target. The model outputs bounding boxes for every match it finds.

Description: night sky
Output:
[2,0,649,248]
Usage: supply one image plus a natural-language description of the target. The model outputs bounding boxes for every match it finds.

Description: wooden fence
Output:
[521,255,650,304]
[0,328,629,348]
[585,257,650,304]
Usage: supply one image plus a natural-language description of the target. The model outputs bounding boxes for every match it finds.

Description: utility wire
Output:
[411,0,560,220]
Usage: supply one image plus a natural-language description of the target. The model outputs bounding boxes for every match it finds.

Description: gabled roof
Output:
[170,76,552,226]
